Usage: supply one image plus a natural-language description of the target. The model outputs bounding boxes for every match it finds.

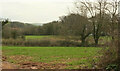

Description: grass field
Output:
[25,35,111,41]
[25,35,79,40]
[2,46,101,69]
[25,35,55,40]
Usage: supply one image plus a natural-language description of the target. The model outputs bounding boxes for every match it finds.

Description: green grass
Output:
[25,35,80,40]
[2,46,101,69]
[25,35,111,42]
[25,35,55,40]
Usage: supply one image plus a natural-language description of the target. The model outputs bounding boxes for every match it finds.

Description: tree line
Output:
[1,0,118,46]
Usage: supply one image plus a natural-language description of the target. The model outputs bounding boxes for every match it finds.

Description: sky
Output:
[0,0,96,23]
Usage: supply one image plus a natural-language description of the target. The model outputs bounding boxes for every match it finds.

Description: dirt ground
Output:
[2,56,68,69]
[2,55,94,69]
[2,62,18,69]
[2,56,17,69]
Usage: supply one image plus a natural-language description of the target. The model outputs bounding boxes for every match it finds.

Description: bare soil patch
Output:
[2,56,68,69]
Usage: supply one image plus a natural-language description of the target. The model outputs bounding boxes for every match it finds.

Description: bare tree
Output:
[75,0,109,45]
[105,0,118,40]
[60,14,92,46]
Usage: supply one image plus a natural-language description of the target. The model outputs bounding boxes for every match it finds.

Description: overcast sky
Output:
[0,0,95,23]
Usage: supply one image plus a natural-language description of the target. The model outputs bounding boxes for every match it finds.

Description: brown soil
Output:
[2,56,94,69]
[19,62,67,69]
[2,56,68,69]
[2,62,18,69]
[2,56,18,69]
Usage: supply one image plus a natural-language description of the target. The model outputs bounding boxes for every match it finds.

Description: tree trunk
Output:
[81,36,86,46]
[118,14,120,70]
[94,37,99,46]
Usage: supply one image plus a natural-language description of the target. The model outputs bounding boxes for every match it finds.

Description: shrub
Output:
[2,38,82,47]
[106,64,118,71]
[24,39,51,46]
[49,39,59,46]
[98,40,119,70]
[57,40,81,47]
[2,38,25,46]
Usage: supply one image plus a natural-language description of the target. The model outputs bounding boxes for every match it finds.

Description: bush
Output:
[106,64,118,71]
[98,40,119,70]
[25,39,51,46]
[2,38,25,46]
[2,38,81,47]
[57,40,81,47]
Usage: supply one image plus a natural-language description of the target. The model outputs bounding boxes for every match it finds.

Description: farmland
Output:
[1,0,118,70]
[25,35,54,40]
[2,35,111,69]
[2,46,101,69]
